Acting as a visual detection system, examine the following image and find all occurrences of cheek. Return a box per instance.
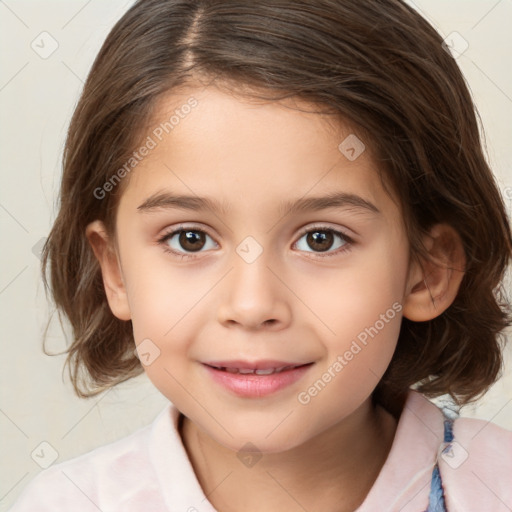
[296,297,402,433]
[304,240,407,345]
[122,243,199,335]
[128,278,195,405]
[120,251,198,395]
[296,236,407,405]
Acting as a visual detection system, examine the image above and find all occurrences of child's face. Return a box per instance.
[109,85,415,452]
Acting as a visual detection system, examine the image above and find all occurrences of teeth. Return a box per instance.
[213,365,296,375]
[254,368,275,375]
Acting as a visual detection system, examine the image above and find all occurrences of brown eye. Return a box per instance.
[158,227,217,259]
[178,230,206,252]
[294,227,352,257]
[306,231,334,252]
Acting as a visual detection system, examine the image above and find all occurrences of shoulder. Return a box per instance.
[454,414,512,464]
[8,406,174,512]
[364,390,512,512]
[439,414,512,512]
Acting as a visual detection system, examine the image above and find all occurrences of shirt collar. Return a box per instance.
[149,389,444,511]
[356,390,445,511]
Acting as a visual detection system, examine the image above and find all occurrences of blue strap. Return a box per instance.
[426,465,447,512]
[443,417,454,443]
[425,418,454,512]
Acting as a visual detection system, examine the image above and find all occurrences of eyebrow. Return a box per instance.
[136,190,380,216]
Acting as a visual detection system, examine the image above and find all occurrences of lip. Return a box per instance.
[202,361,314,398]
[203,359,310,371]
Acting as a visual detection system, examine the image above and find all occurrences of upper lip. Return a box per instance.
[203,360,313,370]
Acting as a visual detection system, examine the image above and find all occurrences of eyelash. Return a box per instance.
[156,224,354,261]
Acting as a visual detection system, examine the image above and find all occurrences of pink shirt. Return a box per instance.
[8,390,512,511]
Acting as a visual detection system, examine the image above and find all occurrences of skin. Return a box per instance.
[87,84,466,512]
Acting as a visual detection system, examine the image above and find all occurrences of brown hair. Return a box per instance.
[42,0,512,406]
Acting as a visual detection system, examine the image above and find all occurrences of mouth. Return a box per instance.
[204,363,311,375]
[201,360,315,397]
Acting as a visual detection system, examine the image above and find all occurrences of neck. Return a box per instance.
[179,397,398,512]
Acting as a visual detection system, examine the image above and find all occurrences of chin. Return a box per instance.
[212,426,309,455]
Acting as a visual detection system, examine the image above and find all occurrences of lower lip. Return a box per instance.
[203,363,313,398]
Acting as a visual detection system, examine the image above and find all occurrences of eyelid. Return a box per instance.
[292,223,355,258]
[296,222,356,240]
[156,223,218,260]
[157,223,218,247]
[157,222,355,259]
[158,222,355,241]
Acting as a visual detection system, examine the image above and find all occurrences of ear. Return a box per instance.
[85,220,131,321]
[402,224,466,322]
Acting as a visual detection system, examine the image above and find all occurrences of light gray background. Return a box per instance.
[1,0,511,509]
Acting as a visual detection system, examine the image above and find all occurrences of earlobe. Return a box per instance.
[85,220,131,321]
[402,224,466,322]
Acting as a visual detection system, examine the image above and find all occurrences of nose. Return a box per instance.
[216,251,292,331]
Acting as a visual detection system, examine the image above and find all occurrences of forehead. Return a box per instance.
[119,85,397,220]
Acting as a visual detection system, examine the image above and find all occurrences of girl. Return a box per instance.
[9,0,512,510]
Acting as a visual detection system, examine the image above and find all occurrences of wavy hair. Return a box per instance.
[42,0,512,406]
